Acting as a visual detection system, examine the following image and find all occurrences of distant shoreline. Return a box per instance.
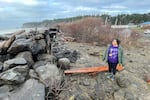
[0,27,36,35]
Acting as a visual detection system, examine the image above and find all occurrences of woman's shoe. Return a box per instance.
[111,75,115,81]
[107,73,112,79]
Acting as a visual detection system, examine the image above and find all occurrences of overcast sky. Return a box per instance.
[0,0,150,29]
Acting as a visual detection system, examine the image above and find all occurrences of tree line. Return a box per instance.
[105,13,150,25]
[22,13,150,28]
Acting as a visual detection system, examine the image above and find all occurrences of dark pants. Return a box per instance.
[108,62,118,75]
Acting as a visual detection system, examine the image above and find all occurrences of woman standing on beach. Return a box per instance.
[103,39,124,80]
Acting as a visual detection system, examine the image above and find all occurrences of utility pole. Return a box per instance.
[115,17,118,25]
[105,16,108,25]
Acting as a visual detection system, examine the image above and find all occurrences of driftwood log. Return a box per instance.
[0,35,16,54]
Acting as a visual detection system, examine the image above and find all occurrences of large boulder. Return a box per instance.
[0,79,45,100]
[7,39,46,55]
[0,65,29,84]
[29,39,46,55]
[7,39,30,55]
[3,57,27,71]
[35,63,61,87]
[16,51,34,67]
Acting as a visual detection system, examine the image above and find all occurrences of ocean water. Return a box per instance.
[0,28,37,35]
[0,27,48,36]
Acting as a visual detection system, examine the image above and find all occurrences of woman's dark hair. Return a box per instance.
[111,38,120,45]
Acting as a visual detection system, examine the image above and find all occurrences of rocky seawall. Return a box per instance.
[0,28,79,100]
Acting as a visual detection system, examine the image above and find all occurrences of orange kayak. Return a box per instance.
[64,65,123,74]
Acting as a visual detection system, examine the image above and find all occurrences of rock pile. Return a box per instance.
[0,28,79,100]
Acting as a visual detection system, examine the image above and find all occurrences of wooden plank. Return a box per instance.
[147,80,150,84]
[64,65,123,74]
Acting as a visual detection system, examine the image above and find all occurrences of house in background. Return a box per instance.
[140,22,150,34]
[140,21,150,29]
